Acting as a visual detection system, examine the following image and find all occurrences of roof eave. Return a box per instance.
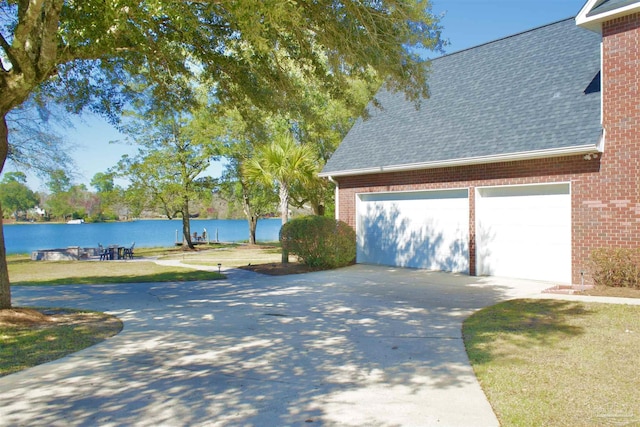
[576,1,640,33]
[319,144,602,178]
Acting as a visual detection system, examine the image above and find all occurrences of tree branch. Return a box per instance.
[37,0,65,76]
[13,0,45,54]
[0,32,16,73]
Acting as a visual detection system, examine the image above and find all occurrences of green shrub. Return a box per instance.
[280,216,356,269]
[589,248,640,289]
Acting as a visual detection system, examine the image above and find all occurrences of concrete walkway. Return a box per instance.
[0,266,634,426]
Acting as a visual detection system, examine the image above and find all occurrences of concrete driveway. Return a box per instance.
[0,265,554,426]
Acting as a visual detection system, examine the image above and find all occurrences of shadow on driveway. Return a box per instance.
[1,265,553,426]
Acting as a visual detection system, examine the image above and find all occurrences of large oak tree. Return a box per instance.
[0,0,442,308]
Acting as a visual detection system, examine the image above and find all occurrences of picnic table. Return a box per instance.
[108,245,125,260]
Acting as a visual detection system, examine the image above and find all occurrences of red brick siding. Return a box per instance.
[334,14,640,284]
[592,13,640,262]
[468,188,476,276]
[337,156,598,281]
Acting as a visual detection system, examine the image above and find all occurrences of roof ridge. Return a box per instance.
[432,16,578,61]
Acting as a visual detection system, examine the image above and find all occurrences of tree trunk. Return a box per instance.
[241,183,258,245]
[0,116,12,308]
[0,204,11,309]
[182,197,194,250]
[279,184,289,225]
[248,216,258,245]
[279,183,289,264]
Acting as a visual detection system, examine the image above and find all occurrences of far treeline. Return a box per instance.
[0,168,306,224]
[0,1,444,309]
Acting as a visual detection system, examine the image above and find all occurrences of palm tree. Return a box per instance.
[244,132,317,262]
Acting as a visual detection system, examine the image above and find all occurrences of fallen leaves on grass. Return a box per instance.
[0,308,51,327]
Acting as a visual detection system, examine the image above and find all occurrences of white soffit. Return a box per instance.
[577,0,640,33]
[319,144,602,178]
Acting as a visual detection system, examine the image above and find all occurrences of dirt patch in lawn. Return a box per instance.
[239,262,326,276]
[0,308,52,327]
[0,307,122,330]
[576,286,640,299]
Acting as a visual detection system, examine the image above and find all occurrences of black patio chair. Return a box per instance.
[98,244,110,261]
[123,242,135,259]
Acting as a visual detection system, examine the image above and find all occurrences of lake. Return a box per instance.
[3,218,283,255]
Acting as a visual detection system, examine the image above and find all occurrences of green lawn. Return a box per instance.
[7,244,286,285]
[9,258,224,285]
[157,244,286,267]
[0,308,123,377]
[463,300,640,426]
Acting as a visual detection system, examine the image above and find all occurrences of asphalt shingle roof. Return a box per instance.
[322,18,602,176]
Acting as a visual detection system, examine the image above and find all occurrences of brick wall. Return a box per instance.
[336,156,599,281]
[584,12,640,264]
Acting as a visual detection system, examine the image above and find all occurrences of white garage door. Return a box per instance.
[357,189,469,273]
[476,183,571,283]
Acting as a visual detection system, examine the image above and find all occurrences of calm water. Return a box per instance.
[4,218,283,254]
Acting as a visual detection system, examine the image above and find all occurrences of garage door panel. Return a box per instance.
[357,190,469,273]
[476,183,571,283]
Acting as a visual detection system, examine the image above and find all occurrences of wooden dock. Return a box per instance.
[174,240,218,247]
[174,228,220,246]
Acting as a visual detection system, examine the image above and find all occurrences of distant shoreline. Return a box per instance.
[3,216,272,226]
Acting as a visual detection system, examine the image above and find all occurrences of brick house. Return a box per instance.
[320,1,640,284]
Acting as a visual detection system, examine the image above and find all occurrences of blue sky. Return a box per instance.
[19,0,587,190]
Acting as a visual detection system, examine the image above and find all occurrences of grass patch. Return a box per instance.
[0,307,123,377]
[9,260,224,286]
[7,244,286,286]
[157,245,285,268]
[463,300,640,426]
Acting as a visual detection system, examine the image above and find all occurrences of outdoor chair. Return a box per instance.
[123,242,135,259]
[98,244,110,261]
